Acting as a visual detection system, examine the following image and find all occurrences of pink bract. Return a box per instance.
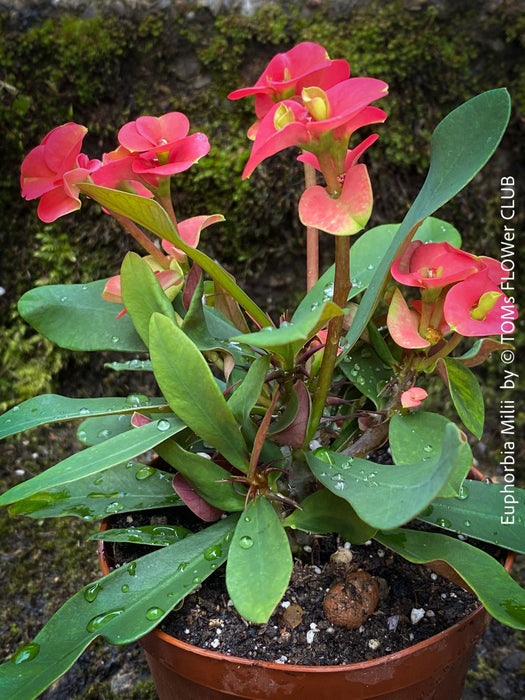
[242,79,387,178]
[401,387,428,408]
[162,214,224,263]
[443,269,517,336]
[391,241,482,289]
[20,122,96,222]
[118,112,191,153]
[228,42,350,119]
[131,132,210,181]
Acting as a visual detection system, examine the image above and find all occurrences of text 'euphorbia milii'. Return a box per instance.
[20,123,100,222]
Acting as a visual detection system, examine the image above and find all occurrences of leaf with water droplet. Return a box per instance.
[226,498,292,623]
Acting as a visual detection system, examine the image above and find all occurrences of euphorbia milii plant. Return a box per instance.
[1,42,524,699]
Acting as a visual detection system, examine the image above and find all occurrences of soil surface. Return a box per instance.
[107,508,479,667]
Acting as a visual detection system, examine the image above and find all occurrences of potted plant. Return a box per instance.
[0,42,523,699]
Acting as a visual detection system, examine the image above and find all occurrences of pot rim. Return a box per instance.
[98,535,513,675]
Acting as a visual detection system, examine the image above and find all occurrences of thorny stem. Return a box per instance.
[303,162,319,291]
[305,235,351,445]
[113,213,170,268]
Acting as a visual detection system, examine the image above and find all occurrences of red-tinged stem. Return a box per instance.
[303,162,319,291]
[113,213,170,268]
[306,235,351,445]
[157,192,179,228]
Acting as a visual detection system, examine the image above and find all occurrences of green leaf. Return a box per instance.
[306,422,468,529]
[227,354,271,426]
[78,414,132,446]
[8,461,181,520]
[156,440,246,511]
[0,416,185,506]
[283,489,377,544]
[339,345,392,408]
[376,528,525,629]
[0,516,237,699]
[18,279,147,352]
[441,357,484,438]
[0,394,168,440]
[104,359,153,372]
[389,412,472,497]
[413,216,462,247]
[226,497,292,623]
[149,314,249,472]
[93,524,190,546]
[419,480,525,554]
[341,89,511,359]
[78,184,270,329]
[120,252,178,346]
[230,301,343,364]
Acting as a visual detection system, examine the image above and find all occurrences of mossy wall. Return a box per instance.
[1,0,524,408]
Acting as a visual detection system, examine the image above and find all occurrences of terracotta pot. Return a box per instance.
[98,531,512,700]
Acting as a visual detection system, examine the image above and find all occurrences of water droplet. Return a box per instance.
[12,405,20,412]
[111,336,120,344]
[204,545,222,560]
[333,481,345,491]
[135,466,156,480]
[79,407,90,416]
[464,520,471,528]
[458,485,469,500]
[97,429,110,439]
[157,419,171,431]
[239,536,254,549]
[84,582,103,603]
[126,393,149,407]
[436,518,451,528]
[177,562,189,572]
[310,302,319,310]
[105,502,124,514]
[146,607,165,621]
[243,516,251,523]
[367,263,375,270]
[86,608,125,632]
[60,296,68,303]
[93,476,104,486]
[127,561,137,576]
[423,444,433,453]
[11,642,40,665]
[81,284,88,290]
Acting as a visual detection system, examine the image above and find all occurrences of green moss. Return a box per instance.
[1,0,523,408]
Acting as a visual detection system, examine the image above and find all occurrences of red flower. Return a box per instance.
[391,241,482,289]
[443,269,517,337]
[20,123,97,222]
[117,112,210,185]
[242,79,388,178]
[401,387,428,408]
[228,42,350,120]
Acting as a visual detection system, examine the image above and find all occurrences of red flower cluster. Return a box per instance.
[20,114,210,222]
[387,240,517,347]
[229,42,388,236]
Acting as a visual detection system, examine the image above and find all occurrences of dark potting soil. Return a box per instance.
[105,507,480,667]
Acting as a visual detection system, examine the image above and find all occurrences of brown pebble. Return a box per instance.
[280,603,304,630]
[323,570,379,629]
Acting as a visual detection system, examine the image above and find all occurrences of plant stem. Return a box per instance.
[303,162,319,291]
[306,235,351,445]
[113,213,170,268]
